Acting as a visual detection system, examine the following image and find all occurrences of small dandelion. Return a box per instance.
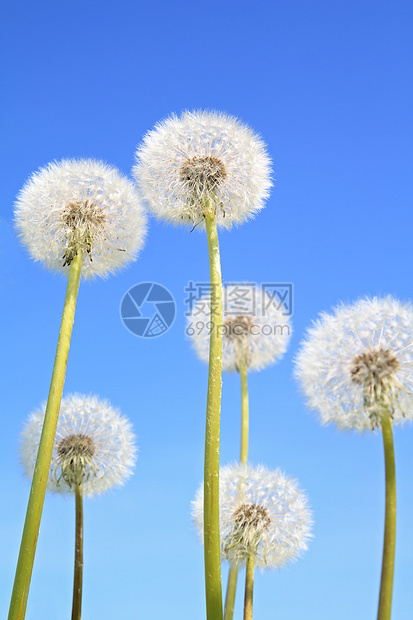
[192,463,312,569]
[20,394,136,620]
[193,464,312,620]
[189,284,291,373]
[15,158,147,278]
[295,296,413,620]
[133,110,272,229]
[20,394,137,497]
[190,283,292,609]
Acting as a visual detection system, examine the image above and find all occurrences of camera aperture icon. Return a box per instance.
[120,282,176,338]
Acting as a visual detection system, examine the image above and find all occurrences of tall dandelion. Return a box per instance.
[295,297,413,620]
[188,284,291,618]
[20,394,136,620]
[134,110,272,620]
[192,463,312,620]
[10,159,146,620]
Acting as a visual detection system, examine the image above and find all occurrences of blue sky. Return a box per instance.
[1,0,413,618]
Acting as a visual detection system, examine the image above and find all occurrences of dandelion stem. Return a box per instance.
[239,364,249,464]
[377,412,396,620]
[8,250,82,620]
[243,555,255,620]
[224,364,249,619]
[204,210,224,620]
[72,484,84,620]
[224,566,238,620]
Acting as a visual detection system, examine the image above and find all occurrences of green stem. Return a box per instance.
[204,211,223,620]
[8,251,83,620]
[377,413,396,620]
[224,364,249,620]
[239,364,249,464]
[72,484,84,620]
[243,555,255,620]
[224,566,239,620]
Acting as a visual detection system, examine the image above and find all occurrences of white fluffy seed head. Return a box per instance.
[295,297,413,432]
[14,159,147,279]
[188,285,291,372]
[20,394,137,497]
[192,463,312,569]
[133,110,272,229]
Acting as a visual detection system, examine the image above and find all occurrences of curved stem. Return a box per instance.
[243,555,255,620]
[377,413,396,620]
[72,484,84,620]
[204,211,224,620]
[8,251,83,620]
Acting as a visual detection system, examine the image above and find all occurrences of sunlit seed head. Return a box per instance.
[14,159,147,279]
[134,110,272,229]
[295,297,413,431]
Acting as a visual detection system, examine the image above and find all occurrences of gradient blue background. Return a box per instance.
[1,1,412,618]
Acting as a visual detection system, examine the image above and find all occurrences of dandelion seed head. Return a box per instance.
[192,463,312,569]
[188,285,291,371]
[295,297,413,431]
[133,110,272,229]
[14,159,147,278]
[57,433,96,487]
[226,502,272,558]
[224,315,255,339]
[20,394,137,497]
[179,155,227,194]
